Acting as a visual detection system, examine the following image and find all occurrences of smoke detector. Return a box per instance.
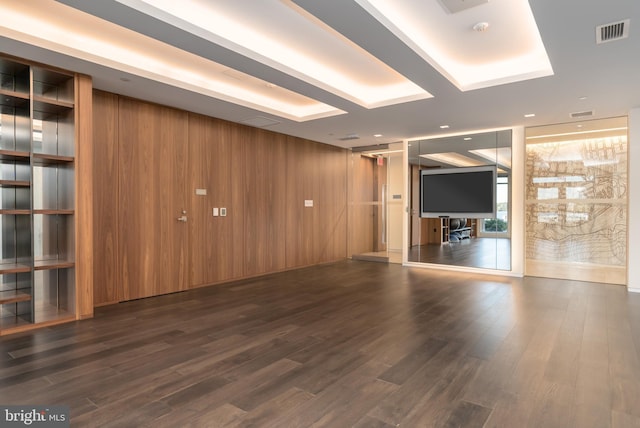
[473,22,490,32]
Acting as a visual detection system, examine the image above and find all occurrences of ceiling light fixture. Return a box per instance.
[374,134,383,137]
[524,113,536,118]
[440,125,450,129]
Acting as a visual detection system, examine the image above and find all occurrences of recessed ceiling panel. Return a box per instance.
[0,0,345,121]
[354,0,554,91]
[113,0,433,108]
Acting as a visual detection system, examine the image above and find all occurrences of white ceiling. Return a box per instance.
[1,0,638,149]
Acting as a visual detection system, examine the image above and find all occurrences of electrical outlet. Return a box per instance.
[212,208,219,217]
[220,207,227,217]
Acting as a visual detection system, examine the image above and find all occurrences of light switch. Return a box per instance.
[212,208,219,217]
[304,200,313,207]
[220,207,227,217]
[195,188,207,196]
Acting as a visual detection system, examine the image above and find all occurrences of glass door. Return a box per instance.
[349,143,403,263]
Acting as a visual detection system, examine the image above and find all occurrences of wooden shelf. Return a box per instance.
[0,263,31,274]
[0,209,30,215]
[33,95,74,114]
[0,290,32,305]
[32,153,75,166]
[1,56,79,335]
[32,209,74,215]
[0,180,30,188]
[0,150,30,162]
[0,314,32,334]
[34,259,75,271]
[33,303,74,325]
[0,88,29,108]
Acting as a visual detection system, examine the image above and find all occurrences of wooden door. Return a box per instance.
[117,98,189,300]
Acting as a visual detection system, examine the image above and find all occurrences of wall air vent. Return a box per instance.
[596,19,630,44]
[339,134,360,141]
[570,110,594,119]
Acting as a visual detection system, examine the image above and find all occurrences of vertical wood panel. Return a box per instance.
[285,138,313,267]
[285,139,348,268]
[188,114,244,287]
[244,128,287,276]
[92,90,119,306]
[91,91,349,305]
[118,98,189,300]
[75,74,93,318]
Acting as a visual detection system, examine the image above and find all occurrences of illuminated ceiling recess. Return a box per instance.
[114,0,432,109]
[0,0,344,122]
[354,0,554,91]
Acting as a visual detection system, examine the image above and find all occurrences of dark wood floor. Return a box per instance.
[1,261,640,427]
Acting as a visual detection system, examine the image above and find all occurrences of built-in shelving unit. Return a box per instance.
[427,217,477,244]
[0,55,77,334]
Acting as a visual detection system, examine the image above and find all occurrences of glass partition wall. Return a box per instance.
[407,130,512,270]
[524,117,627,284]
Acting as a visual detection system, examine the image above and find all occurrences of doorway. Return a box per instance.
[349,143,403,263]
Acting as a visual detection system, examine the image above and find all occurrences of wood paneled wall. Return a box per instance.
[75,73,94,318]
[92,91,119,305]
[117,98,190,301]
[92,92,349,305]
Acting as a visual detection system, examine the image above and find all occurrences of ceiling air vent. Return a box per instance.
[240,116,281,128]
[339,134,360,141]
[596,19,630,44]
[570,110,594,119]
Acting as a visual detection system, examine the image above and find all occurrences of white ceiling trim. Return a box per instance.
[114,0,433,109]
[0,0,347,122]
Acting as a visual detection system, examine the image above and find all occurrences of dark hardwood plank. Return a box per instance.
[1,261,639,426]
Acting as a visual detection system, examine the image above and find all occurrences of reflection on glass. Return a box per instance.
[407,130,512,270]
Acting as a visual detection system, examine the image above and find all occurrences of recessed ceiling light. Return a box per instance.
[524,113,536,118]
[374,134,383,137]
[440,125,450,129]
[579,96,588,100]
[464,137,472,141]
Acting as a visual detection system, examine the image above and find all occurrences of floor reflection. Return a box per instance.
[408,238,511,270]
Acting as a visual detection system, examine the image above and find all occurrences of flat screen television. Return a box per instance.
[420,165,496,218]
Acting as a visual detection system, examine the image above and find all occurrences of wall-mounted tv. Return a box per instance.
[420,165,496,218]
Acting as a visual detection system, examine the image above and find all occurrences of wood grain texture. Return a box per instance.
[1,261,637,426]
[90,92,349,306]
[243,127,287,276]
[117,97,189,300]
[92,90,119,306]
[187,114,244,287]
[285,138,348,268]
